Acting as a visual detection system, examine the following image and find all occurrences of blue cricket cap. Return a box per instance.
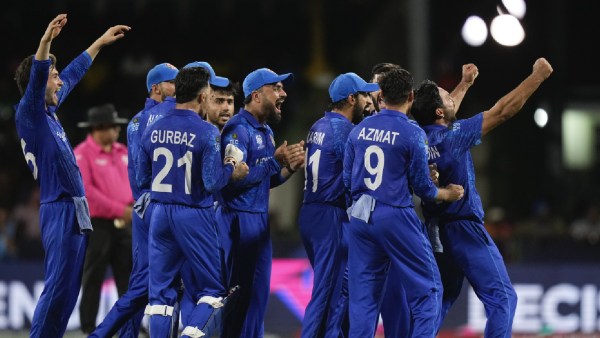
[329,72,380,102]
[183,61,230,88]
[146,63,179,93]
[242,68,293,98]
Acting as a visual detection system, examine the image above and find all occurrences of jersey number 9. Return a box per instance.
[363,145,384,191]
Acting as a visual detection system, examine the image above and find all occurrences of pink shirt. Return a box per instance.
[74,135,133,219]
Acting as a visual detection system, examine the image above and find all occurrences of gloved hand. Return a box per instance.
[224,143,244,167]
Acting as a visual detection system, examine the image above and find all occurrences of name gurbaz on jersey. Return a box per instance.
[150,129,196,148]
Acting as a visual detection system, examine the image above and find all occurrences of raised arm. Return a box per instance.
[450,63,479,113]
[481,58,553,136]
[86,24,131,61]
[35,14,67,61]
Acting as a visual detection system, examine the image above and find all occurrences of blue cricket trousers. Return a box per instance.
[436,220,517,338]
[30,201,87,338]
[148,203,226,338]
[298,203,349,338]
[218,208,271,338]
[347,203,441,338]
[89,204,154,338]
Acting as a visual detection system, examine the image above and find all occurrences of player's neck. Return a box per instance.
[244,104,266,124]
[435,119,450,127]
[383,103,410,115]
[176,102,200,115]
[332,108,352,122]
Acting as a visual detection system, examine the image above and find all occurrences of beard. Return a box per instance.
[444,109,457,123]
[351,104,365,124]
[264,101,282,124]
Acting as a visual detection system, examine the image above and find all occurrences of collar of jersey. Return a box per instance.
[422,123,448,132]
[169,108,199,117]
[324,111,349,121]
[239,108,266,129]
[377,109,409,119]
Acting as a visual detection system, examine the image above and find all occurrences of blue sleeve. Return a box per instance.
[127,119,140,193]
[332,119,353,160]
[136,131,153,191]
[17,59,51,128]
[56,52,92,107]
[447,113,483,159]
[343,136,355,193]
[222,124,280,189]
[407,128,438,202]
[203,126,234,193]
[336,122,353,206]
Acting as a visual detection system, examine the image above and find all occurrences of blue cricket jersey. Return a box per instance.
[127,98,159,200]
[343,109,438,207]
[15,52,92,203]
[303,112,353,207]
[138,108,233,207]
[127,97,176,199]
[220,109,281,213]
[421,113,484,223]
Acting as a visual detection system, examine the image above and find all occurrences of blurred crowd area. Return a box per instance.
[2,184,600,263]
[1,1,599,263]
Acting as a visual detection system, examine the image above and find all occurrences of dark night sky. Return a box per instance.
[0,0,598,222]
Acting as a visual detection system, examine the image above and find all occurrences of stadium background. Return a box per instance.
[0,1,599,337]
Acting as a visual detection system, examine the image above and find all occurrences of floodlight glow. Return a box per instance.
[490,14,525,46]
[462,16,488,46]
[502,0,526,19]
[534,108,548,128]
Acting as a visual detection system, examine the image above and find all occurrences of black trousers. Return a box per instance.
[79,217,133,333]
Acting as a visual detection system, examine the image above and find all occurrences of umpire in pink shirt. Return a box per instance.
[74,103,134,334]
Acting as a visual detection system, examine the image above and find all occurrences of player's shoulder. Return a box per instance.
[223,115,249,136]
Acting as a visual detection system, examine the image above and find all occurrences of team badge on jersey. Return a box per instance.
[255,134,263,145]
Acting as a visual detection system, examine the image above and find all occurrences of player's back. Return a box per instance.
[346,109,436,208]
[303,112,353,206]
[143,108,221,208]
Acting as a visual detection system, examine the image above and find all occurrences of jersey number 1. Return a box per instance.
[304,149,321,192]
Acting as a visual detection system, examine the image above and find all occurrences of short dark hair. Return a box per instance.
[213,81,240,98]
[411,80,444,126]
[378,68,413,106]
[371,62,401,82]
[174,67,210,103]
[14,54,57,96]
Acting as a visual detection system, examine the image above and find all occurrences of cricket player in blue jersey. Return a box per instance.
[299,72,378,338]
[368,62,413,338]
[177,61,234,329]
[218,68,306,338]
[138,66,248,338]
[411,58,553,337]
[89,62,178,338]
[368,63,401,116]
[343,68,465,338]
[13,14,129,338]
